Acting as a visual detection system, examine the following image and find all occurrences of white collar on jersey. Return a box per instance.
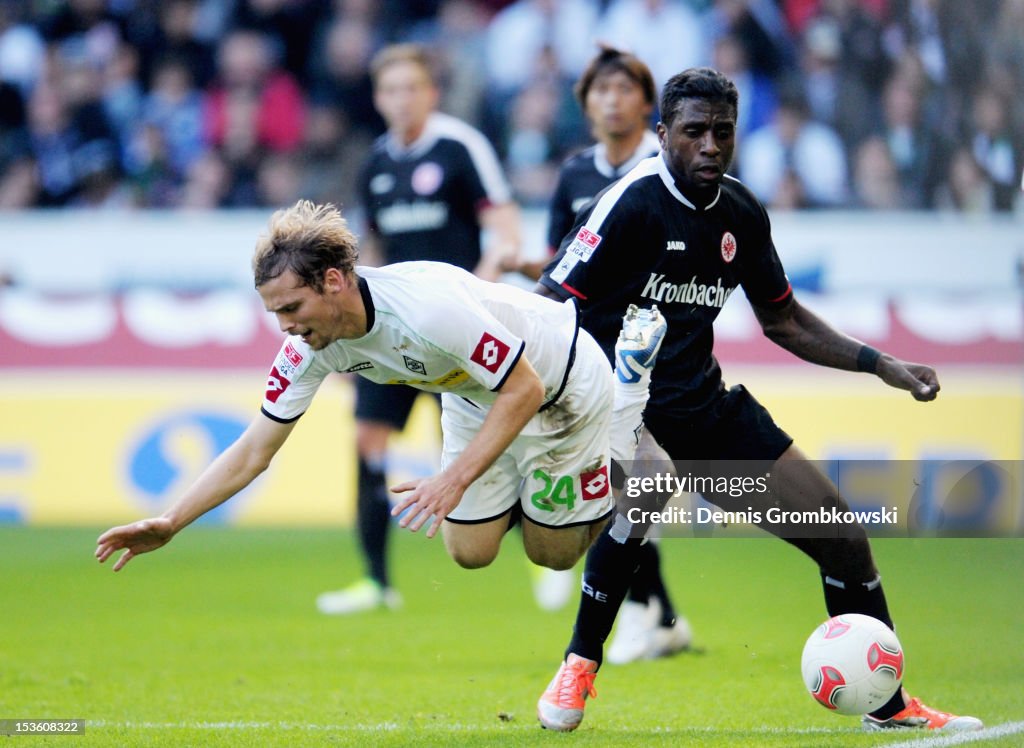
[385,112,445,160]
[656,152,721,211]
[593,130,662,178]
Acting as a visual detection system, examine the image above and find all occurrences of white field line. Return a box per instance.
[883,721,1024,748]
[86,719,1024,743]
[87,720,852,734]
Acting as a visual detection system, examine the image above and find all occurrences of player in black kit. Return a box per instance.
[316,44,520,616]
[546,67,659,257]
[521,46,692,662]
[535,67,983,734]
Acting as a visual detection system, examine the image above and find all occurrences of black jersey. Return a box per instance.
[547,131,661,252]
[539,154,792,416]
[358,112,512,271]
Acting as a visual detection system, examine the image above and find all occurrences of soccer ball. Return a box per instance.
[801,614,904,715]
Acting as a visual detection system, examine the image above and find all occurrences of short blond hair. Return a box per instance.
[369,43,436,87]
[252,200,359,292]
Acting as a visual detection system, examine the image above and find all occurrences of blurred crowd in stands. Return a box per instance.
[0,0,1021,213]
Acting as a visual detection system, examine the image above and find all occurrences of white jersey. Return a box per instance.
[261,262,580,423]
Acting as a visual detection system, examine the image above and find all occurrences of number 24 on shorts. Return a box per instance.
[531,469,577,512]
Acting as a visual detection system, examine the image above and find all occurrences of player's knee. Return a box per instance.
[447,543,499,569]
[525,544,583,571]
[450,551,496,570]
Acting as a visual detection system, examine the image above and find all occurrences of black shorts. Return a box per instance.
[644,384,793,462]
[354,378,433,430]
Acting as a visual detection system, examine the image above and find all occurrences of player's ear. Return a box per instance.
[322,267,346,293]
[656,121,667,147]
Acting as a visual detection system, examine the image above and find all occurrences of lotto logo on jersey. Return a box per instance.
[580,465,610,501]
[265,366,291,403]
[471,332,511,374]
[284,342,303,367]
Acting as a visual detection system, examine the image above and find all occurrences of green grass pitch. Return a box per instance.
[1,527,1021,747]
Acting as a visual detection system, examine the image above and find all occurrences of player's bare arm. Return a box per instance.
[531,283,563,302]
[509,258,549,281]
[390,355,545,538]
[474,202,522,281]
[95,415,296,570]
[752,295,939,401]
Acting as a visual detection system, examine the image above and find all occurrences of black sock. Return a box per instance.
[565,523,645,668]
[357,456,391,588]
[821,574,906,719]
[821,573,893,629]
[625,541,652,605]
[870,688,908,720]
[640,543,678,627]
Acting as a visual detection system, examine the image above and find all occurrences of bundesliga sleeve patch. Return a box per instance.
[273,340,306,379]
[567,227,602,261]
[470,332,511,374]
[549,227,602,284]
[265,366,291,403]
[284,342,303,367]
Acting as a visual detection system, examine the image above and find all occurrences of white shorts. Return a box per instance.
[442,330,615,528]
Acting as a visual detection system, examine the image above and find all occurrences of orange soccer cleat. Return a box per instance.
[862,695,983,732]
[537,653,598,731]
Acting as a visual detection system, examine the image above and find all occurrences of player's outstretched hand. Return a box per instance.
[876,356,940,402]
[96,517,175,571]
[390,475,465,539]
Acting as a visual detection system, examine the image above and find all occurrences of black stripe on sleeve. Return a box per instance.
[261,406,303,424]
[489,341,526,392]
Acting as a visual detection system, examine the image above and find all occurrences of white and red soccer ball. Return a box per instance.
[801,614,904,715]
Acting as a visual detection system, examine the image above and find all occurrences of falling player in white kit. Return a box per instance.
[95,200,663,575]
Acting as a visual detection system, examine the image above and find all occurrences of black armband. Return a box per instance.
[856,345,881,373]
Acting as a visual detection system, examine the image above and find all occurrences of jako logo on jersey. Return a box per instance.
[284,342,303,367]
[641,273,735,308]
[581,465,610,500]
[471,332,511,374]
[666,240,686,251]
[721,231,737,263]
[266,366,291,403]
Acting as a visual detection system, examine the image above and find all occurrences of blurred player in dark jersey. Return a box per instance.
[534,67,983,734]
[317,44,521,616]
[523,46,692,663]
